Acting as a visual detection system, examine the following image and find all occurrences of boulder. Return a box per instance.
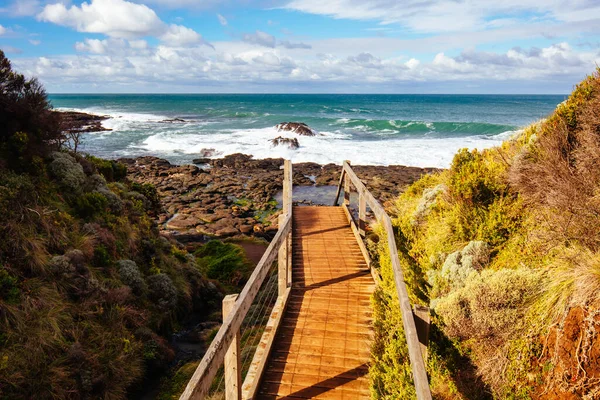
[239,225,253,234]
[165,214,201,230]
[269,136,300,150]
[275,122,315,136]
[215,227,239,237]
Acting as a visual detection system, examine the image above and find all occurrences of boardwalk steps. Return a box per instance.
[256,206,374,399]
[179,161,432,400]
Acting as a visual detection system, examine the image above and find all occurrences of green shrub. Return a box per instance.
[75,191,108,219]
[195,241,250,287]
[435,268,542,341]
[48,152,86,194]
[156,361,199,400]
[449,148,507,207]
[116,259,146,295]
[86,155,128,182]
[130,182,161,212]
[0,267,20,304]
[0,171,35,217]
[369,287,416,399]
[93,245,111,268]
[147,273,178,311]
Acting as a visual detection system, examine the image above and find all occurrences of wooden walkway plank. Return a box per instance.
[256,206,375,400]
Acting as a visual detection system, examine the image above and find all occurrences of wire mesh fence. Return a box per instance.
[207,262,279,398]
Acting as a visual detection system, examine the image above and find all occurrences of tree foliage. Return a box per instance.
[0,50,62,169]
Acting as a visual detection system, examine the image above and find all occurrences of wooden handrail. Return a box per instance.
[180,160,293,400]
[334,161,432,400]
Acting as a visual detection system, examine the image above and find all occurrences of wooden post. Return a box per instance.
[413,305,430,363]
[278,214,288,296]
[358,192,366,238]
[286,229,292,288]
[280,160,293,293]
[343,161,351,206]
[283,160,292,215]
[223,294,241,400]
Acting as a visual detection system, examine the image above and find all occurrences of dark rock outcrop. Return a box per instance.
[270,136,300,149]
[275,122,315,136]
[56,111,111,133]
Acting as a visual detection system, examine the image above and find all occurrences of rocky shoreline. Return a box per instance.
[120,154,438,242]
[56,110,439,241]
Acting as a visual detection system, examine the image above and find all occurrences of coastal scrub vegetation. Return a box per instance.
[370,69,600,398]
[0,50,256,399]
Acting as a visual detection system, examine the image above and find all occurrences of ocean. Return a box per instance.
[49,94,566,168]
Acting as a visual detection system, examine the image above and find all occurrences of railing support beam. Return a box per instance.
[343,160,351,206]
[279,160,293,295]
[358,192,366,238]
[223,294,241,400]
[278,214,288,296]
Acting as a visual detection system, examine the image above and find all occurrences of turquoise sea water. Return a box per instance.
[49,94,565,168]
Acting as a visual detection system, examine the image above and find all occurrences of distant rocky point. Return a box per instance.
[160,118,186,123]
[56,111,111,133]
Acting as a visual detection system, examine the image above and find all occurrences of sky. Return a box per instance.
[0,0,599,93]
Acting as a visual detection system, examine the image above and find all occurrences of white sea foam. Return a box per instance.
[137,126,510,168]
[63,107,515,168]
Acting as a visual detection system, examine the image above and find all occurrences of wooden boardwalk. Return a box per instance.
[179,161,431,400]
[256,206,375,399]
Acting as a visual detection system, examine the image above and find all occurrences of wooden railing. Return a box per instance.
[334,160,433,400]
[180,160,293,400]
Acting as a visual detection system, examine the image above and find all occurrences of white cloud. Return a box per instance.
[405,58,419,69]
[0,0,41,17]
[38,0,164,38]
[74,37,155,56]
[75,38,110,54]
[129,40,148,49]
[13,41,598,93]
[253,52,280,66]
[217,13,227,26]
[0,25,5,35]
[284,0,600,33]
[160,24,202,46]
[29,39,41,46]
[1,45,22,54]
[279,40,311,49]
[242,30,276,48]
[37,0,205,47]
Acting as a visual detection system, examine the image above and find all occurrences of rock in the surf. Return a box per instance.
[193,148,220,164]
[275,122,315,136]
[269,136,300,149]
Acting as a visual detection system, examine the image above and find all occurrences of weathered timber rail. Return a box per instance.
[180,160,432,400]
[333,160,432,400]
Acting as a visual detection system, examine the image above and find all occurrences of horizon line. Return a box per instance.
[47,92,570,96]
